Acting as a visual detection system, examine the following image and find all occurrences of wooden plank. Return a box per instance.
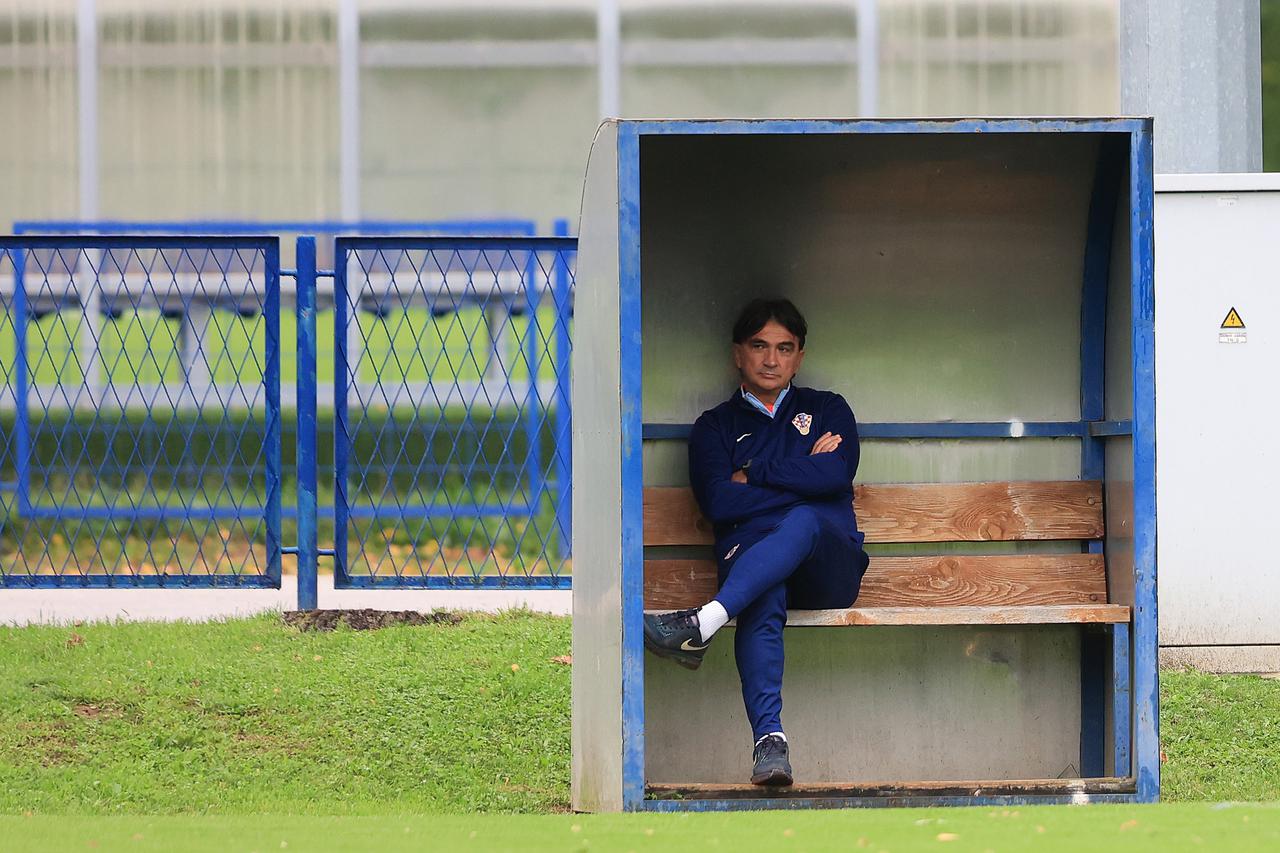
[780,604,1130,626]
[643,481,1104,546]
[644,559,719,609]
[643,486,714,545]
[641,603,1129,626]
[644,554,1111,610]
[856,481,1105,542]
[646,777,1135,800]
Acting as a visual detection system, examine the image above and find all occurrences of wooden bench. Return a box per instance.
[643,480,1129,626]
[642,478,1133,800]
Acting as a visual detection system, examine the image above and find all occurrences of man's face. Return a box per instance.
[732,319,804,400]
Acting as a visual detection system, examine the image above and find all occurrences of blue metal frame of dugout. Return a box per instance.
[572,117,1157,811]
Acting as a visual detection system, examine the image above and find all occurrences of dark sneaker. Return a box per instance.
[751,734,794,786]
[643,608,711,670]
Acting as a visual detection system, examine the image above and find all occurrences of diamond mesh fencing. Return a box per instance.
[331,237,574,588]
[0,237,282,587]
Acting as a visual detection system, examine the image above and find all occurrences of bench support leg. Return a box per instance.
[1112,621,1132,777]
[1079,626,1108,777]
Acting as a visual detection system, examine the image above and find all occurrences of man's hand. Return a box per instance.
[728,432,840,484]
[810,432,843,455]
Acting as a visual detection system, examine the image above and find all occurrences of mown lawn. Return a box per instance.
[0,612,1277,818]
[5,805,1280,853]
[0,612,570,814]
[1161,668,1280,802]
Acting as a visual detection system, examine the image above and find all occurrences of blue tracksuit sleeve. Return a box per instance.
[688,415,800,525]
[746,394,860,496]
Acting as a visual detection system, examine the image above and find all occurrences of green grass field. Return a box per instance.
[5,805,1280,852]
[1,613,1278,850]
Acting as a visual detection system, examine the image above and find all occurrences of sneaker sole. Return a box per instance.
[750,768,794,786]
[642,633,705,670]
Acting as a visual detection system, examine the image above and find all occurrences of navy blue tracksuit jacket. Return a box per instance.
[687,385,865,555]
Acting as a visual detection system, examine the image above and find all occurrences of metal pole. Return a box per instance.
[179,303,213,404]
[1130,124,1160,803]
[486,304,509,390]
[1121,0,1262,173]
[597,0,621,119]
[523,251,544,571]
[76,252,103,411]
[855,0,879,117]
[552,219,572,565]
[76,0,102,409]
[339,0,360,221]
[295,237,320,610]
[335,0,363,426]
[264,241,285,588]
[77,0,98,221]
[333,244,353,587]
[12,250,32,517]
[345,262,363,407]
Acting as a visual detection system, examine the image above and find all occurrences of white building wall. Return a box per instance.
[1,0,1120,230]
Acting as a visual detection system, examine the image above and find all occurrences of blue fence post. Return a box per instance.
[12,249,31,517]
[1112,621,1132,776]
[265,241,285,587]
[333,240,352,587]
[552,219,572,565]
[295,236,320,610]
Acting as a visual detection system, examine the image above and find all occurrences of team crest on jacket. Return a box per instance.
[792,412,812,436]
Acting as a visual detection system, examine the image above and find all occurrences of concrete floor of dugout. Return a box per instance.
[0,574,570,626]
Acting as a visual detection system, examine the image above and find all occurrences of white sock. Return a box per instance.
[697,600,730,642]
[756,731,787,745]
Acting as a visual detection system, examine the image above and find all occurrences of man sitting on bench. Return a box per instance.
[643,298,870,787]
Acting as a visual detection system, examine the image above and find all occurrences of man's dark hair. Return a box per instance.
[732,298,808,349]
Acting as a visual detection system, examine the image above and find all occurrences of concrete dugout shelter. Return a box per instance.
[572,118,1157,811]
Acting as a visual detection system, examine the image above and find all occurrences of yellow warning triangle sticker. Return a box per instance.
[1221,307,1246,329]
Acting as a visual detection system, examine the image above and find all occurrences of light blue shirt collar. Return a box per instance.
[741,384,789,418]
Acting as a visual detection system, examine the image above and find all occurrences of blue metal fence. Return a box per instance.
[325,235,575,591]
[2,229,575,601]
[0,236,283,587]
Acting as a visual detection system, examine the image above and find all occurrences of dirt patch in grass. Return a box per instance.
[72,702,124,720]
[281,608,464,632]
[15,722,81,767]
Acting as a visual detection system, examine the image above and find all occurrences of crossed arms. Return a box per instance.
[687,395,860,526]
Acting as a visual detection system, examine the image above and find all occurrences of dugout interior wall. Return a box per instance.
[572,118,1157,811]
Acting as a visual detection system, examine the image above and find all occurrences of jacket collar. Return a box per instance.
[731,384,800,421]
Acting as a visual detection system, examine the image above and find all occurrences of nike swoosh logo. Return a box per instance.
[681,638,710,652]
[736,433,752,443]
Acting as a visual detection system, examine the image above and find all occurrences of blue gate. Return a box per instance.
[0,236,283,587]
[314,235,576,592]
[2,230,576,602]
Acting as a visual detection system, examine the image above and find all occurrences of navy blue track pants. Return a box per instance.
[715,505,869,742]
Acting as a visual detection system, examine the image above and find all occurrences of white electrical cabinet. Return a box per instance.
[1156,174,1280,668]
